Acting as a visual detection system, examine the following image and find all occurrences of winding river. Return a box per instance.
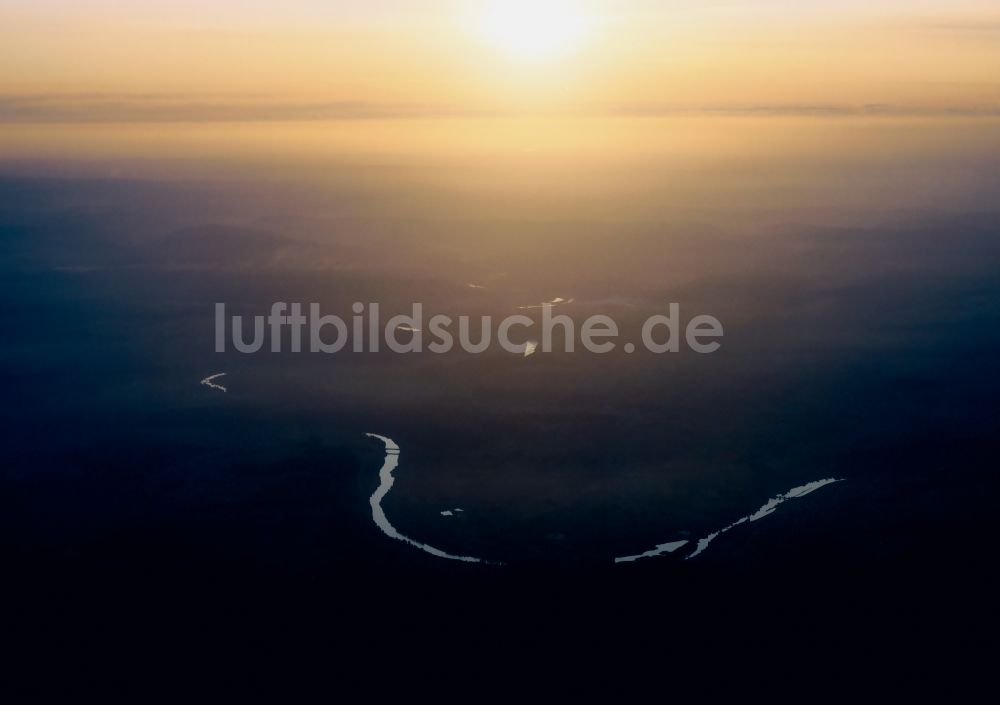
[367,433,487,564]
[200,376,842,567]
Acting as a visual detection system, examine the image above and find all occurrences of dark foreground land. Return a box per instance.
[2,170,998,688]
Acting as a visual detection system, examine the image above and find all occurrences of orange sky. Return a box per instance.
[2,1,999,117]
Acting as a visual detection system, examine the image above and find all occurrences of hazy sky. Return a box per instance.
[2,0,998,115]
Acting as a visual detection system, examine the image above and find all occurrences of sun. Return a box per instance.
[474,0,595,61]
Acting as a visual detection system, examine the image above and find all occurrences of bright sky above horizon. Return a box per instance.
[1,1,999,116]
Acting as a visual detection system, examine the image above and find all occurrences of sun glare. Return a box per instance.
[475,0,595,61]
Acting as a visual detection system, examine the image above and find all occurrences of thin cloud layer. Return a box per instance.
[2,94,999,123]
